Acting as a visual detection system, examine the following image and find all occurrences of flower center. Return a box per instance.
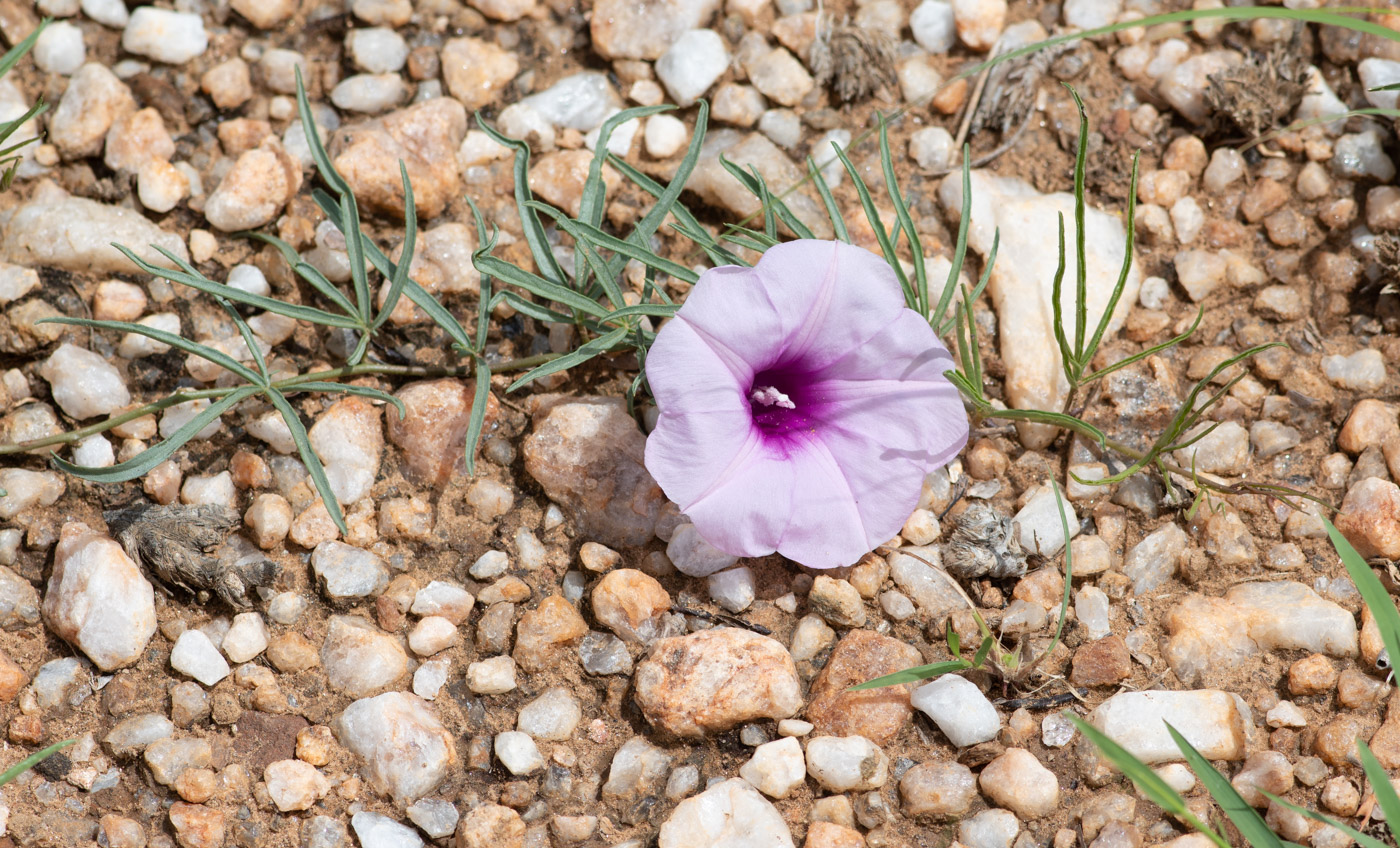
[747,368,817,449]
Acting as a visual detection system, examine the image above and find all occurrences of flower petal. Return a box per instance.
[644,314,749,416]
[679,430,794,557]
[805,310,970,547]
[660,264,783,374]
[751,240,908,371]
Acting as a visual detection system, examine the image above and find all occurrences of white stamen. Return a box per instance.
[750,386,795,409]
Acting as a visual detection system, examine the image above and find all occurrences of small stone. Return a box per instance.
[1122,522,1188,595]
[808,576,867,628]
[1323,349,1387,393]
[35,21,85,74]
[1231,751,1294,808]
[467,656,517,694]
[959,809,1020,848]
[122,8,207,64]
[336,692,455,804]
[168,802,224,848]
[321,615,409,697]
[1072,636,1132,687]
[105,713,174,758]
[590,0,721,61]
[43,524,156,671]
[265,759,330,811]
[709,566,757,613]
[145,737,212,786]
[517,687,582,741]
[579,631,633,675]
[204,140,301,232]
[740,737,807,798]
[806,629,922,744]
[911,674,1000,747]
[312,541,389,603]
[658,778,793,848]
[456,805,524,848]
[656,29,729,106]
[513,596,588,672]
[170,630,230,687]
[980,748,1059,818]
[634,628,803,738]
[39,343,130,420]
[1085,689,1249,765]
[351,812,423,848]
[406,799,458,839]
[747,47,814,107]
[495,731,544,775]
[408,616,459,656]
[1336,477,1400,561]
[900,760,977,819]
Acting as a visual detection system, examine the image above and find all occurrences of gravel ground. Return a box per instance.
[2,1,1400,848]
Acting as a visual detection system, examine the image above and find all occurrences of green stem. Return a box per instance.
[0,353,560,456]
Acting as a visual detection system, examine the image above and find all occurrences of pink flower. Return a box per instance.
[644,239,969,569]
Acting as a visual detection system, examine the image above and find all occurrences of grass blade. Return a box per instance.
[525,204,627,308]
[507,325,629,392]
[1065,85,1090,356]
[40,317,264,386]
[1166,723,1285,848]
[463,361,492,477]
[1262,792,1391,848]
[849,660,972,691]
[933,147,973,328]
[241,231,360,318]
[0,737,73,787]
[530,209,700,284]
[286,382,407,420]
[474,253,610,318]
[807,154,850,244]
[1080,151,1140,366]
[266,388,346,535]
[1359,740,1400,840]
[1068,716,1229,848]
[830,141,915,308]
[621,99,711,249]
[879,117,927,316]
[52,389,254,483]
[1082,306,1202,384]
[371,162,417,331]
[1326,516,1400,693]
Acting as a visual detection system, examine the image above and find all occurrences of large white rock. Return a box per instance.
[122,7,208,64]
[308,397,384,507]
[656,30,729,106]
[42,523,157,671]
[658,778,794,848]
[1226,581,1358,657]
[939,170,1141,448]
[39,343,131,420]
[5,181,189,273]
[1087,689,1251,765]
[335,692,456,805]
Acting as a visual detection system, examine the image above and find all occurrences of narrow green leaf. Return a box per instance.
[241,231,361,318]
[52,390,254,483]
[601,302,680,321]
[939,229,997,337]
[1082,306,1203,384]
[1068,716,1223,845]
[1050,211,1074,372]
[0,19,48,80]
[623,99,711,249]
[1080,150,1140,367]
[284,382,407,420]
[371,162,417,331]
[1358,740,1400,841]
[831,141,915,307]
[0,98,47,149]
[466,194,494,354]
[525,203,627,308]
[971,634,995,667]
[1325,517,1400,689]
[266,388,346,535]
[1065,85,1090,356]
[880,116,927,316]
[529,208,700,284]
[463,360,492,477]
[932,145,973,328]
[296,68,351,197]
[717,156,814,241]
[507,325,629,392]
[848,660,972,691]
[40,317,264,385]
[1167,722,1285,848]
[807,154,850,244]
[1044,481,1074,658]
[1261,792,1391,848]
[474,253,610,318]
[338,192,372,335]
[0,737,74,787]
[490,290,576,324]
[945,620,961,656]
[118,244,359,328]
[218,299,270,381]
[476,114,568,287]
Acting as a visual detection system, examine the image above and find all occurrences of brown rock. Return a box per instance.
[590,0,722,59]
[804,821,865,848]
[1339,399,1399,455]
[1336,477,1400,560]
[522,397,664,547]
[1369,691,1400,769]
[513,596,588,673]
[457,803,525,848]
[1240,178,1289,222]
[529,150,619,218]
[1012,568,1065,610]
[591,569,672,643]
[1288,654,1338,696]
[330,98,467,218]
[99,815,146,848]
[441,37,519,112]
[1338,668,1388,709]
[8,714,40,744]
[168,802,224,848]
[204,139,302,232]
[635,627,803,738]
[899,761,977,819]
[0,649,26,703]
[806,630,921,745]
[104,108,174,173]
[385,379,500,488]
[1230,751,1294,807]
[807,576,867,628]
[231,711,310,775]
[266,633,319,673]
[1313,714,1371,767]
[1071,636,1132,687]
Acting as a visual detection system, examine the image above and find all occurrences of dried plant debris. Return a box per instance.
[972,42,1074,138]
[104,503,279,609]
[941,502,1028,581]
[810,18,897,102]
[1205,36,1309,138]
